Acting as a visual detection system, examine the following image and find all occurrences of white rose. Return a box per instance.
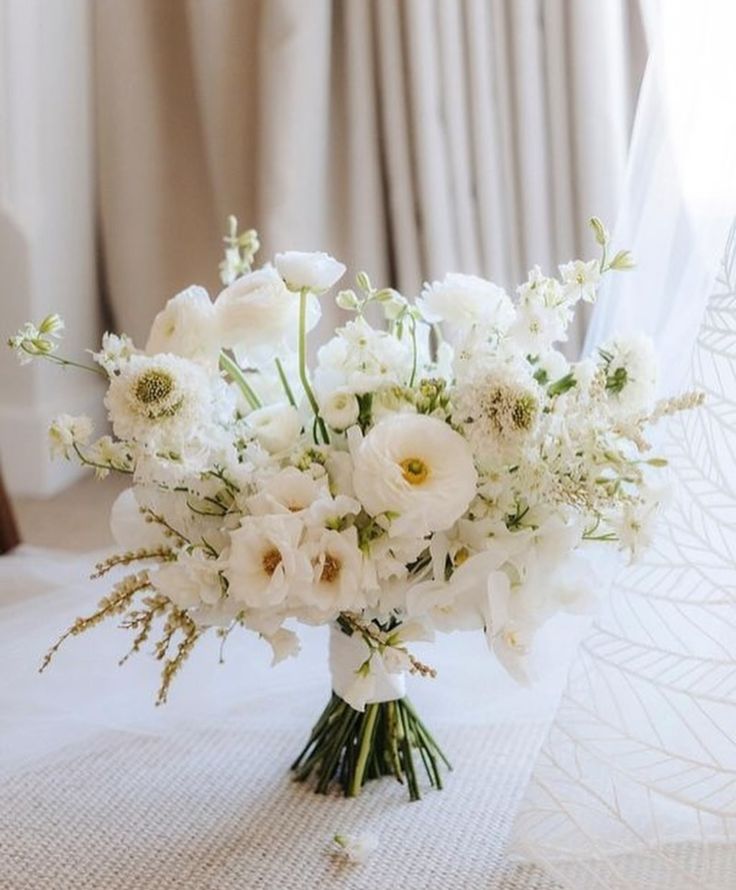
[351,414,477,537]
[321,390,360,431]
[246,403,301,454]
[214,266,320,364]
[146,286,220,367]
[416,273,515,337]
[274,250,346,292]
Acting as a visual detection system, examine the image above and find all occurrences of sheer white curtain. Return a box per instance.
[512,3,736,887]
[94,0,644,352]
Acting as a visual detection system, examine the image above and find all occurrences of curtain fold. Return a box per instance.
[94,0,644,349]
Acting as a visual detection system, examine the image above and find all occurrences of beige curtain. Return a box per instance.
[94,0,646,352]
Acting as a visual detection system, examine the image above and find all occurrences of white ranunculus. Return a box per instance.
[351,414,477,537]
[146,286,220,367]
[416,273,515,337]
[246,403,301,454]
[225,514,312,608]
[321,390,360,431]
[274,250,346,293]
[215,266,320,364]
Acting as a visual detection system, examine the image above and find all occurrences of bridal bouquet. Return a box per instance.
[9,217,701,800]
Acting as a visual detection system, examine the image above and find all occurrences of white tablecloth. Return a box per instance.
[0,547,570,889]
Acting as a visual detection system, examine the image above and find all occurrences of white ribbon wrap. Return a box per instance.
[329,624,406,710]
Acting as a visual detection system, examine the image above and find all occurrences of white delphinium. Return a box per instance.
[452,360,541,465]
[145,286,220,368]
[246,403,301,454]
[599,333,657,416]
[48,414,93,459]
[151,552,223,610]
[417,273,515,341]
[351,414,477,537]
[215,266,320,364]
[314,317,413,395]
[321,390,360,431]
[559,258,601,303]
[104,353,217,446]
[225,515,312,608]
[92,332,138,374]
[274,250,346,293]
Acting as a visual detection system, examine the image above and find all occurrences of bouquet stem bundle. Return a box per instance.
[292,693,451,801]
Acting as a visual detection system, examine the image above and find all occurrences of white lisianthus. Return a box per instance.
[247,466,324,515]
[145,286,220,368]
[48,414,93,459]
[151,552,223,610]
[104,353,215,446]
[246,403,301,454]
[300,526,364,614]
[215,266,320,364]
[274,250,346,293]
[351,414,477,537]
[321,390,360,431]
[225,514,312,608]
[559,259,601,303]
[416,273,515,338]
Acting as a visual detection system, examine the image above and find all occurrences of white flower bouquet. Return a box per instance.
[9,217,701,801]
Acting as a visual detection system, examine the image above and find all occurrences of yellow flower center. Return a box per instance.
[400,457,429,486]
[135,369,175,405]
[321,553,341,583]
[262,548,282,576]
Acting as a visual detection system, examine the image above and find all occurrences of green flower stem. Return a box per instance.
[349,702,379,797]
[408,315,418,388]
[297,287,329,444]
[72,443,133,476]
[274,357,297,407]
[27,349,107,378]
[219,351,261,410]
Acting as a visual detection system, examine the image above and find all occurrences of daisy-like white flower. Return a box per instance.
[146,286,220,368]
[417,272,515,339]
[225,514,312,608]
[104,353,215,446]
[559,258,601,303]
[351,414,477,537]
[274,250,346,293]
[599,333,657,416]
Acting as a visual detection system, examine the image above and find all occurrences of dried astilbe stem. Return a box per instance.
[155,610,200,705]
[91,547,175,579]
[40,571,152,673]
[119,593,170,665]
[650,390,705,424]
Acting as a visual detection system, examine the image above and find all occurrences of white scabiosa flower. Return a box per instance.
[274,250,346,293]
[351,414,477,537]
[225,515,312,608]
[321,390,360,431]
[104,353,214,445]
[145,286,220,368]
[559,258,601,303]
[48,414,93,459]
[215,266,320,364]
[246,403,301,454]
[416,273,515,338]
[599,333,658,416]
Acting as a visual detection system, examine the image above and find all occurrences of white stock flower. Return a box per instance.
[417,273,515,338]
[215,266,320,364]
[48,414,93,459]
[315,317,412,395]
[151,553,223,610]
[225,514,312,608]
[559,259,601,303]
[146,286,220,368]
[104,353,215,445]
[321,390,360,431]
[246,404,301,454]
[274,250,346,293]
[333,833,379,864]
[351,414,477,537]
